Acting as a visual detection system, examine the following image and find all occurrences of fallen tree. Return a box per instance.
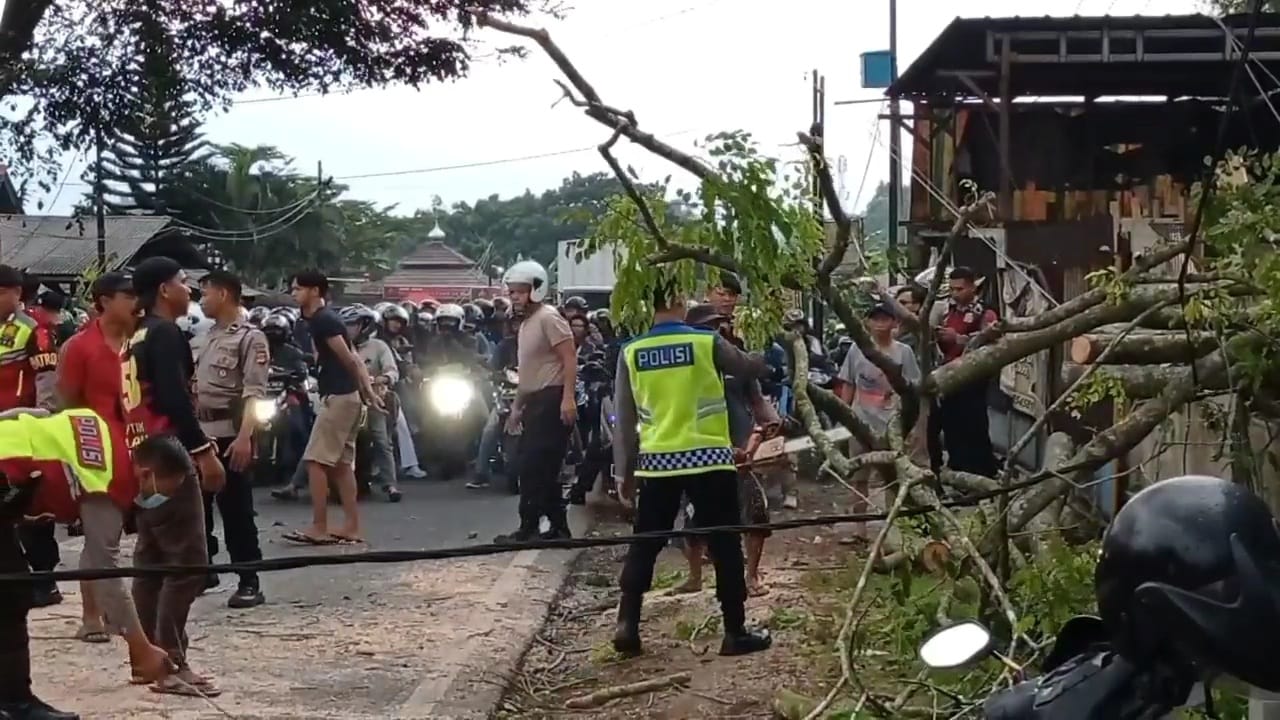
[476,13,1280,715]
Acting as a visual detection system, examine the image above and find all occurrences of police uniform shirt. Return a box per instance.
[195,321,270,438]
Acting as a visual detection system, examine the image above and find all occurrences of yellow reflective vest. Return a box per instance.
[0,408,113,494]
[623,323,735,477]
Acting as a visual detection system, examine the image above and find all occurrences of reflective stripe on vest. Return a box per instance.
[624,324,735,478]
[0,409,113,494]
[0,319,32,365]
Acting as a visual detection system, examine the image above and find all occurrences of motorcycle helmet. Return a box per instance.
[474,297,495,320]
[435,303,465,332]
[177,302,214,339]
[247,306,271,326]
[502,260,549,302]
[1096,475,1280,692]
[419,299,439,313]
[461,303,482,331]
[380,303,411,332]
[415,310,434,328]
[261,313,291,343]
[338,304,378,344]
[563,295,589,317]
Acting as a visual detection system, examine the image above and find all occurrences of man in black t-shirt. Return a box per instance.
[282,271,382,546]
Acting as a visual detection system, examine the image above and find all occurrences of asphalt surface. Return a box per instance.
[30,478,588,719]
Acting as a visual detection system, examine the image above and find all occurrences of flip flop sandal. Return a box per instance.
[282,530,338,546]
[327,534,365,545]
[75,623,111,644]
[150,678,222,698]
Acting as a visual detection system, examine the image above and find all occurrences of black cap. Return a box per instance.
[865,302,895,319]
[91,271,135,300]
[716,271,743,295]
[0,264,23,289]
[131,257,182,297]
[686,304,727,328]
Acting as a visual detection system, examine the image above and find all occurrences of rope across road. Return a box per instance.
[0,474,1050,583]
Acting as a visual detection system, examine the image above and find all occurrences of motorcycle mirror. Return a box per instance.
[918,620,995,670]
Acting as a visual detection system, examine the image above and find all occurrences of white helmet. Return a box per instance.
[177,301,214,338]
[502,260,549,303]
[435,303,465,325]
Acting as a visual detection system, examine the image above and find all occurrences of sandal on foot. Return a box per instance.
[328,533,365,544]
[150,676,221,697]
[282,530,338,546]
[76,622,110,644]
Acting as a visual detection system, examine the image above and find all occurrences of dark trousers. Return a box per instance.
[203,437,263,587]
[18,522,58,591]
[619,470,748,632]
[134,473,207,669]
[0,523,31,702]
[931,382,998,478]
[516,386,573,531]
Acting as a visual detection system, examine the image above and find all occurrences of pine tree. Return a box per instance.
[83,13,208,216]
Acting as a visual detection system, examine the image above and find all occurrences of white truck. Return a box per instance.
[554,238,619,310]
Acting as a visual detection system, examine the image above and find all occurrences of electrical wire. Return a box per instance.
[2,468,1075,584]
[165,191,320,241]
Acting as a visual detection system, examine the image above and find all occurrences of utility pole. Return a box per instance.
[94,120,107,271]
[810,70,827,342]
[887,0,901,285]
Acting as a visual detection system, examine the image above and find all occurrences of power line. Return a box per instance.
[2,469,1070,584]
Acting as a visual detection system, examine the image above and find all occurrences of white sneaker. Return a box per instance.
[402,466,428,479]
[782,494,798,510]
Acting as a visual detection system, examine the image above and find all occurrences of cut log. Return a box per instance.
[1068,330,1214,365]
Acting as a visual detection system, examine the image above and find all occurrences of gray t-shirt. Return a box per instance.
[837,340,920,432]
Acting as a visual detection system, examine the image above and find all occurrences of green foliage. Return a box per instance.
[1084,266,1131,306]
[580,131,825,347]
[1008,540,1100,639]
[1066,371,1129,417]
[859,180,910,253]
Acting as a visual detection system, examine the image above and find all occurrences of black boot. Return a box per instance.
[29,584,61,609]
[612,592,643,656]
[720,626,772,656]
[541,506,572,540]
[0,696,80,720]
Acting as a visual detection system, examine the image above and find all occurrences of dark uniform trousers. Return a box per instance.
[516,387,573,531]
[0,522,33,702]
[619,470,748,630]
[203,437,263,587]
[18,522,58,589]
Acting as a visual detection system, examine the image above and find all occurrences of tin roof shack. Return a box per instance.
[889,13,1280,475]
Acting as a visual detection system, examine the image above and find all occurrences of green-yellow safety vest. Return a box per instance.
[623,322,735,477]
[0,408,113,494]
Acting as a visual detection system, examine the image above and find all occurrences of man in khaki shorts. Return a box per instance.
[284,270,383,546]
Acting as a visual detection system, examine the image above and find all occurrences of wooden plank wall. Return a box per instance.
[1013,175,1189,223]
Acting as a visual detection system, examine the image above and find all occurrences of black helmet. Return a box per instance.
[563,295,589,315]
[1095,475,1280,692]
[474,297,495,319]
[380,303,410,329]
[261,314,291,343]
[338,304,378,345]
[461,302,482,329]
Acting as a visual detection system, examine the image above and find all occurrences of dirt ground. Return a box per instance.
[496,476,878,720]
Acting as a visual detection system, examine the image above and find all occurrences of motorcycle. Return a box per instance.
[573,352,614,498]
[491,366,522,495]
[418,363,486,479]
[251,367,315,487]
[918,619,1210,719]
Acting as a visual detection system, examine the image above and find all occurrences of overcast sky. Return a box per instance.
[36,0,1201,219]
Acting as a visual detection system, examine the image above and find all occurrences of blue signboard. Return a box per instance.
[861,50,895,89]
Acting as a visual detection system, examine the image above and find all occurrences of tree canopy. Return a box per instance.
[0,0,536,188]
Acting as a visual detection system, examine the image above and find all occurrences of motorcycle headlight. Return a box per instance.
[429,375,474,416]
[251,398,277,424]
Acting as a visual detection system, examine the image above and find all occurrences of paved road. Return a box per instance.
[29,481,587,719]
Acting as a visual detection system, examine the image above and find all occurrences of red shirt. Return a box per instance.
[938,301,998,364]
[60,320,136,509]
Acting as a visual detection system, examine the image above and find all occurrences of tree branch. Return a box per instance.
[796,131,852,278]
[597,129,668,248]
[917,192,996,376]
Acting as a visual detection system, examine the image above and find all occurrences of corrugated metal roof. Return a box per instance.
[0,215,171,276]
[399,241,475,267]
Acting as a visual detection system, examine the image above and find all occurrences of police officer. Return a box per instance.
[610,280,772,657]
[194,270,267,609]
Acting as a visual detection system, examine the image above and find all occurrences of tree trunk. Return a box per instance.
[1060,362,1228,399]
[1068,330,1214,365]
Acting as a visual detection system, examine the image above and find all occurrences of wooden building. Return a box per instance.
[888,12,1280,471]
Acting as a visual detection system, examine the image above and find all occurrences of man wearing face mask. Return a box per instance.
[0,409,191,719]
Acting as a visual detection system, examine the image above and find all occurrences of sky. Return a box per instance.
[33,0,1204,219]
